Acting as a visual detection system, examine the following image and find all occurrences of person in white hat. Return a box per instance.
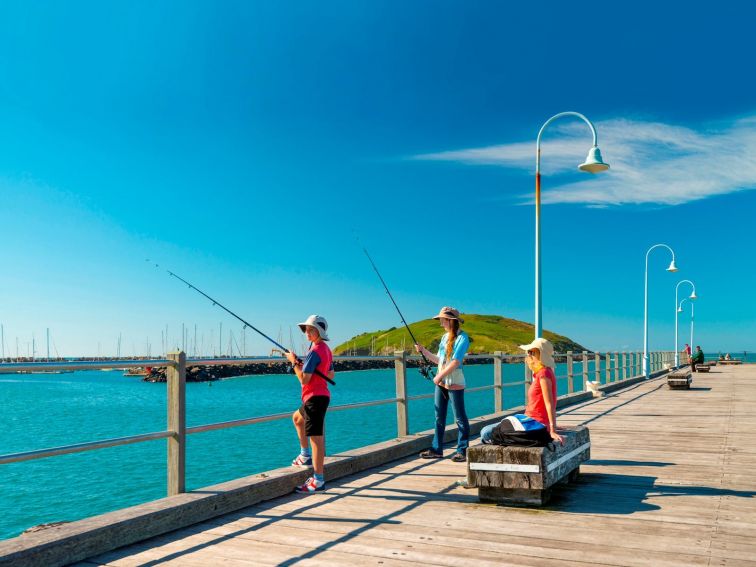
[285,315,334,493]
[479,337,564,446]
[415,306,471,462]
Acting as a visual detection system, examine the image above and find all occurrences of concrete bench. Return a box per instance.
[668,369,692,389]
[720,359,742,365]
[696,364,711,373]
[466,425,590,506]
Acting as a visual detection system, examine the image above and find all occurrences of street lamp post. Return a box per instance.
[643,244,678,378]
[534,112,609,339]
[674,280,697,367]
[678,298,695,362]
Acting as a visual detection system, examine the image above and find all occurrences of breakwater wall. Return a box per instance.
[144,355,501,382]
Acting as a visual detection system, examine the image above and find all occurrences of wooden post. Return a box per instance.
[566,351,574,394]
[605,352,612,383]
[493,351,503,413]
[622,352,628,380]
[582,351,589,391]
[594,352,601,383]
[614,352,619,382]
[167,351,186,496]
[524,358,532,401]
[394,350,408,437]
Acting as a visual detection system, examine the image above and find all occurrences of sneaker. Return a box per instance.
[419,449,443,459]
[451,452,466,463]
[291,454,312,466]
[295,477,325,493]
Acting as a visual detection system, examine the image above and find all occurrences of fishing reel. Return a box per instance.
[419,361,448,399]
[418,363,436,381]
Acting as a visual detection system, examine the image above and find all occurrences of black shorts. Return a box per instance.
[298,395,330,436]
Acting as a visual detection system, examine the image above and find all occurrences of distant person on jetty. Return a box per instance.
[684,343,691,365]
[479,337,564,446]
[691,346,705,372]
[725,353,732,360]
[285,315,334,493]
[415,307,470,463]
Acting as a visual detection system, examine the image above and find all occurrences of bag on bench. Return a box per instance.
[490,414,553,448]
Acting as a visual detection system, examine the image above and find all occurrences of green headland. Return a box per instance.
[333,314,588,356]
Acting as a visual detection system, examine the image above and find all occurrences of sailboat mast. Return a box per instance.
[47,328,50,361]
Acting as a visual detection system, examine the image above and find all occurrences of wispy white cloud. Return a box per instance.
[414,115,756,206]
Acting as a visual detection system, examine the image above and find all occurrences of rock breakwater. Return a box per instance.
[143,356,499,382]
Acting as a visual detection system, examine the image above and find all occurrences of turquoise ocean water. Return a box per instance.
[0,354,689,540]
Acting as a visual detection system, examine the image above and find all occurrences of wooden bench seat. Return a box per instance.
[466,425,590,506]
[667,369,692,389]
[696,365,711,373]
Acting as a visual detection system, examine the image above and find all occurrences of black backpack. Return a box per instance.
[490,420,554,448]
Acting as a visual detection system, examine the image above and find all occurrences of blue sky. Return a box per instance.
[1,1,754,357]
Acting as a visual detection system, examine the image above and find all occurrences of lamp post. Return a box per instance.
[674,280,697,367]
[534,112,609,339]
[643,244,678,378]
[678,298,695,363]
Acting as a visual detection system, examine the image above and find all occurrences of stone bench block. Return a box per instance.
[667,369,692,389]
[467,425,590,506]
[696,365,711,373]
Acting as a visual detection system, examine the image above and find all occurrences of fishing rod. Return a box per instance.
[163,268,335,386]
[359,245,449,398]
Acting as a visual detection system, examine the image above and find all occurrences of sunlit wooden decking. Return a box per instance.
[78,365,756,566]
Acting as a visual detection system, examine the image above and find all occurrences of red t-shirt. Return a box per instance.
[301,341,332,402]
[525,365,557,427]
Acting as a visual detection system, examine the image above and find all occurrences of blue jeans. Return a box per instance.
[431,386,469,454]
[480,422,497,444]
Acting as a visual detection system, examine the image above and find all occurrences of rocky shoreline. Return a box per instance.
[143,356,503,383]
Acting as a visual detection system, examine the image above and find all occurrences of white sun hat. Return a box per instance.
[518,337,555,368]
[297,314,329,341]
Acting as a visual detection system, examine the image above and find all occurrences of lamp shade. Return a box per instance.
[578,146,610,173]
[677,307,684,313]
[667,260,678,272]
[690,291,698,300]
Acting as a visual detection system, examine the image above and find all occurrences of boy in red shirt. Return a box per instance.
[285,315,334,493]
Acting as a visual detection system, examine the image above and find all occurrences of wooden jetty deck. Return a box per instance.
[76,365,756,566]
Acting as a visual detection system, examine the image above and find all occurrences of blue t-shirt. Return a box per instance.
[437,331,470,366]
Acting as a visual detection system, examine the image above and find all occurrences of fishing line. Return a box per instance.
[152,261,335,386]
[354,238,448,398]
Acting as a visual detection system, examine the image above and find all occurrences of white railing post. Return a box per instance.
[582,351,589,391]
[595,352,601,383]
[605,352,612,383]
[622,352,628,380]
[493,351,503,413]
[167,351,186,496]
[394,350,409,437]
[567,351,575,394]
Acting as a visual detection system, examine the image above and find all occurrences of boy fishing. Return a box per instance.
[285,315,334,493]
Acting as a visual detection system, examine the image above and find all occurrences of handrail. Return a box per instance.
[0,430,174,465]
[0,359,175,373]
[186,397,401,435]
